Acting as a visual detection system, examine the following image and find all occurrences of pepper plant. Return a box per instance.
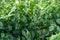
[0,0,60,40]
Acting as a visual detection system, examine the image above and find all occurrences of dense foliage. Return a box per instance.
[0,0,60,40]
[50,33,60,40]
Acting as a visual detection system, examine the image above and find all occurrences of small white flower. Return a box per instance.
[16,0,19,4]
